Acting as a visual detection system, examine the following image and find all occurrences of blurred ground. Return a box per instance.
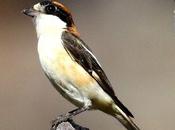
[0,0,175,130]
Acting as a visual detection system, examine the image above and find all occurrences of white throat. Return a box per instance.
[34,14,67,38]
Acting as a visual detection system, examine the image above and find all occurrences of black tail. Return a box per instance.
[112,96,140,130]
[113,96,134,117]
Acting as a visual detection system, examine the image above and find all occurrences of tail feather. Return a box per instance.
[113,105,140,130]
[113,96,134,118]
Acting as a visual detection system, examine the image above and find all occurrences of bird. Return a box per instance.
[23,0,140,130]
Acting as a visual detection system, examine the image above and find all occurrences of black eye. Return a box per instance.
[45,5,56,13]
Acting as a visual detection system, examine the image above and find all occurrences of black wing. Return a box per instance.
[61,31,134,117]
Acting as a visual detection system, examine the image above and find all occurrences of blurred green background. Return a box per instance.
[0,0,175,130]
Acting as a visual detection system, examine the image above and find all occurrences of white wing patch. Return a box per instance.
[81,44,102,67]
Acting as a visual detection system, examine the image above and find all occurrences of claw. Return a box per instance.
[50,107,89,130]
[50,113,72,130]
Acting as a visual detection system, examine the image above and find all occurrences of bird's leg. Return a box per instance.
[68,106,90,117]
[51,106,89,130]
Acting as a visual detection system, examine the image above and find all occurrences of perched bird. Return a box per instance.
[23,0,140,130]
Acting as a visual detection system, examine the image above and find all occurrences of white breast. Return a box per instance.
[37,35,63,68]
[38,35,88,106]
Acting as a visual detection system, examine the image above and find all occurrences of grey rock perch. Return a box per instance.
[50,118,89,130]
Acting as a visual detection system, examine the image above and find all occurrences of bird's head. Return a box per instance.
[23,0,79,36]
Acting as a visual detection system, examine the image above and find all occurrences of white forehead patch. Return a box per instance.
[33,3,44,12]
[33,3,40,11]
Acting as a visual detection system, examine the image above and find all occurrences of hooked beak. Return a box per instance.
[22,8,38,18]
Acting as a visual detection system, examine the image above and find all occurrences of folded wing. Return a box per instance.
[61,31,134,117]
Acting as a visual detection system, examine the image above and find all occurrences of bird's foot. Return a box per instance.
[50,107,89,130]
[51,113,72,130]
